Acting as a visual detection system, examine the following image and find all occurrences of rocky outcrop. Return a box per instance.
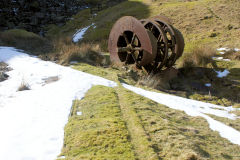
[0,0,125,36]
[0,62,11,82]
[0,0,88,35]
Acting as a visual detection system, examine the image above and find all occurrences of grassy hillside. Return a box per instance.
[46,0,240,50]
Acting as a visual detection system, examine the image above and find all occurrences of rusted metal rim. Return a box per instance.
[151,17,177,67]
[153,16,184,64]
[140,19,169,71]
[108,16,157,66]
[152,15,173,25]
[173,27,185,59]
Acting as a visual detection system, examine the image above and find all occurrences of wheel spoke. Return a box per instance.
[150,25,154,31]
[122,33,130,44]
[125,54,131,63]
[133,47,143,51]
[131,52,137,63]
[118,47,128,53]
[158,35,163,42]
[131,34,136,45]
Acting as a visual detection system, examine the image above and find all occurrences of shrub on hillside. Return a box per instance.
[0,29,53,55]
[177,45,216,68]
[53,38,106,66]
[138,67,178,90]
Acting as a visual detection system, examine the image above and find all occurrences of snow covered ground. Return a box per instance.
[215,69,230,78]
[0,47,240,160]
[0,47,116,160]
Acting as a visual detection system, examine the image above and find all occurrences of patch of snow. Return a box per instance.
[217,57,223,60]
[205,83,211,87]
[234,48,240,52]
[216,69,230,78]
[70,61,78,65]
[222,59,231,61]
[77,111,82,116]
[217,47,230,51]
[219,52,225,54]
[72,23,96,43]
[0,47,117,160]
[72,26,90,43]
[58,155,66,159]
[212,57,223,60]
[122,83,240,145]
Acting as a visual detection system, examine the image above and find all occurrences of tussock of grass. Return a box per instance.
[177,45,216,68]
[0,29,52,55]
[18,81,30,91]
[138,67,178,90]
[60,86,135,159]
[223,49,240,61]
[51,38,107,66]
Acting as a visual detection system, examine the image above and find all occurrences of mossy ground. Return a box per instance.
[58,83,240,159]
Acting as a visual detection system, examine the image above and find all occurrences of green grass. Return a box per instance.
[59,86,135,160]
[72,62,140,85]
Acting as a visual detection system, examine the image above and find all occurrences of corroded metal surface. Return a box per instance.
[141,19,168,71]
[108,16,157,66]
[108,15,184,73]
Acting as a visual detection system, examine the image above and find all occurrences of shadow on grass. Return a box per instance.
[168,66,240,106]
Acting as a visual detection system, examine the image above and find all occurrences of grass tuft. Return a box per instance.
[51,38,107,66]
[178,45,216,69]
[18,81,30,91]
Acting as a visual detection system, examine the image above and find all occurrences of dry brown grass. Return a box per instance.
[52,38,106,66]
[18,81,30,91]
[223,49,240,60]
[138,67,178,90]
[177,45,216,69]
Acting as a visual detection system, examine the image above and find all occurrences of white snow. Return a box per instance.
[205,83,211,87]
[0,47,116,160]
[122,83,240,145]
[70,61,78,64]
[216,57,223,60]
[216,69,230,78]
[222,59,231,61]
[72,23,95,43]
[212,57,231,61]
[217,47,230,51]
[58,156,66,159]
[235,48,240,52]
[219,52,225,54]
[77,111,82,116]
